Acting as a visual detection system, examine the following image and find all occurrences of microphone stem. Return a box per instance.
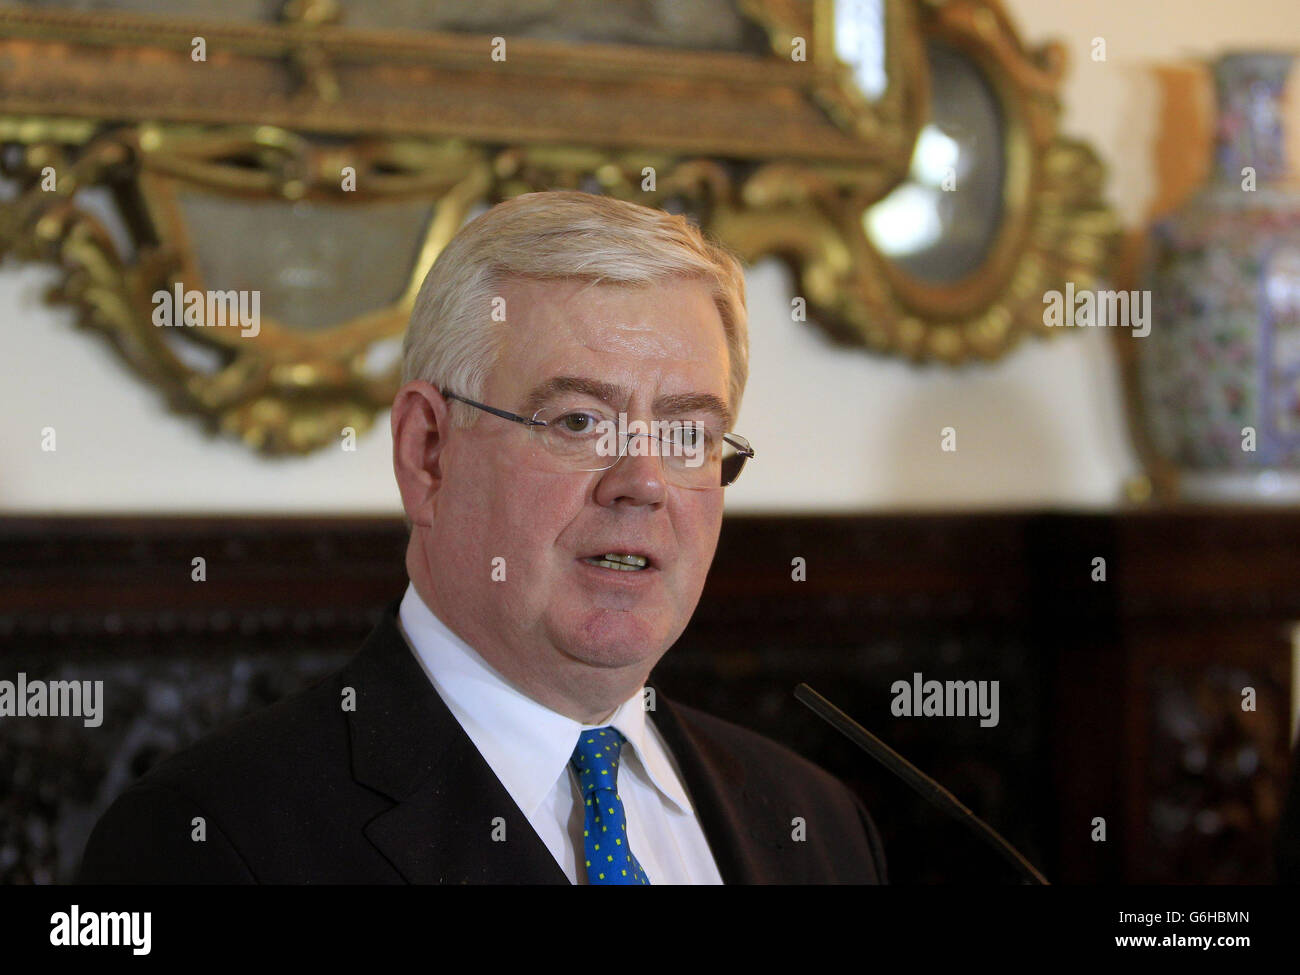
[795,682,1050,885]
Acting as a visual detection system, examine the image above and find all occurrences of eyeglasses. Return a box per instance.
[441,389,754,489]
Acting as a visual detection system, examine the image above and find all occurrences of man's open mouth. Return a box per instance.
[582,553,651,572]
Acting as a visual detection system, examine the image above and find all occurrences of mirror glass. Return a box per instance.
[834,0,888,100]
[0,0,769,49]
[176,189,435,330]
[864,40,1005,284]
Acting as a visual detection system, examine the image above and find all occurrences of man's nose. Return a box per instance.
[594,435,668,506]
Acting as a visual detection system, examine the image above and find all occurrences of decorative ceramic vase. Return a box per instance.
[1139,51,1300,503]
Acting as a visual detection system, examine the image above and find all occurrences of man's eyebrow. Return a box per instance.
[653,392,732,429]
[522,376,732,428]
[522,377,628,416]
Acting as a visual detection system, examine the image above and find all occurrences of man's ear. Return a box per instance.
[391,381,452,528]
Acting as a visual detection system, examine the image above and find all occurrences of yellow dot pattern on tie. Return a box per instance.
[569,727,651,885]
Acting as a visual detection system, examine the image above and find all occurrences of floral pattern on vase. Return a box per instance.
[1139,52,1300,499]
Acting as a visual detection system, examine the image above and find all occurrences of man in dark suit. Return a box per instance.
[78,190,887,884]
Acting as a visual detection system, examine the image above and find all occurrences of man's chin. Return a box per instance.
[556,611,669,670]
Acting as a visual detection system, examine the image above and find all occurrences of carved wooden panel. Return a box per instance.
[1,510,1294,883]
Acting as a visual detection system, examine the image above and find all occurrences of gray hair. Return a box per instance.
[401,191,749,427]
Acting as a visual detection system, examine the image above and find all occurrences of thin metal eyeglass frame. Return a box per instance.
[439,388,755,487]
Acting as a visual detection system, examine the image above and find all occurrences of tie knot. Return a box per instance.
[570,727,626,794]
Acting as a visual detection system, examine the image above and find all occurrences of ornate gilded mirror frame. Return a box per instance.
[0,0,1118,453]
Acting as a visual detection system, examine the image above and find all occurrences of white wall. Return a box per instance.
[4,0,1299,514]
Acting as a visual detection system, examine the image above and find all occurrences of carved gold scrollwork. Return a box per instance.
[722,0,1120,363]
[0,0,1118,453]
[0,121,492,451]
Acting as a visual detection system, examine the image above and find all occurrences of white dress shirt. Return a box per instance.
[396,583,725,885]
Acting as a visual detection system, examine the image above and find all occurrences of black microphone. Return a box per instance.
[795,682,1050,885]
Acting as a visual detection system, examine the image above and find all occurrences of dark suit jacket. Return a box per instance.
[77,602,887,884]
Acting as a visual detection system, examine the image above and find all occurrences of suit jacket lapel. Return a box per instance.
[341,606,568,884]
[647,686,772,884]
[338,604,776,884]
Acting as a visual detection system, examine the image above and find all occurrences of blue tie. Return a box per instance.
[570,727,651,885]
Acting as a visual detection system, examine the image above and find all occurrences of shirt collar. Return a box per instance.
[396,582,693,818]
